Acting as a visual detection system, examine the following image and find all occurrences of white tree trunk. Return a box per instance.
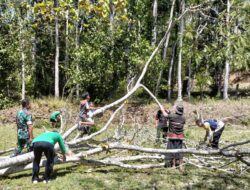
[177,0,185,101]
[75,1,80,99]
[21,49,25,100]
[65,9,69,72]
[151,0,158,46]
[19,17,25,100]
[168,42,176,100]
[54,0,60,97]
[223,0,231,100]
[109,0,115,60]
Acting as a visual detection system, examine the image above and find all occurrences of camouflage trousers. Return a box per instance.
[13,138,31,156]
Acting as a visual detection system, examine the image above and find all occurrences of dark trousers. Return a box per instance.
[156,125,162,141]
[166,139,183,160]
[32,141,55,181]
[211,127,225,149]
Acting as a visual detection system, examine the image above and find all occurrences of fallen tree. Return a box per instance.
[0,1,249,177]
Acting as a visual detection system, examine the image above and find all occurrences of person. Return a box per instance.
[195,118,225,149]
[155,109,169,143]
[83,102,95,135]
[160,104,185,171]
[50,111,61,128]
[13,99,33,156]
[77,92,95,133]
[31,131,68,184]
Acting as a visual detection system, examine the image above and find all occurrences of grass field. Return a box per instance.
[0,98,250,190]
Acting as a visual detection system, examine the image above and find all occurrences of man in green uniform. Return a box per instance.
[50,111,61,128]
[13,99,33,156]
[31,131,68,184]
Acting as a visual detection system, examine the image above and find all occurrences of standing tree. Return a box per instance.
[223,0,231,100]
[151,0,158,47]
[177,0,185,101]
[54,0,60,97]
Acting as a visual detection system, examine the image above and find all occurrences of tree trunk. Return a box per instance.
[19,17,25,100]
[155,0,176,97]
[224,60,230,99]
[21,43,25,100]
[187,58,192,100]
[75,0,80,99]
[65,9,69,75]
[223,0,231,100]
[177,0,185,101]
[168,42,176,101]
[151,0,158,46]
[109,0,115,63]
[54,0,60,97]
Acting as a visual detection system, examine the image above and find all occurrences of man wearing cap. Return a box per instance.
[160,105,185,171]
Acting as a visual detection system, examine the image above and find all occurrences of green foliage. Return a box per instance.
[0,0,249,103]
[0,93,14,109]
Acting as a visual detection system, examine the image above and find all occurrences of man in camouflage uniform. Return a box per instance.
[13,99,34,156]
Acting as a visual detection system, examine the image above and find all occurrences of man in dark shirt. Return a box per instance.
[155,109,169,143]
[160,104,185,171]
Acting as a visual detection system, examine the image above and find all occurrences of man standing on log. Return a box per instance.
[160,105,185,171]
[78,92,95,134]
[13,99,33,156]
[31,131,68,184]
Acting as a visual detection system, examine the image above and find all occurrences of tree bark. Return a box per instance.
[177,0,185,101]
[54,0,60,97]
[75,0,80,99]
[187,58,192,99]
[65,9,69,75]
[151,0,158,46]
[109,0,115,61]
[18,13,26,100]
[223,0,231,100]
[21,42,25,100]
[168,42,177,101]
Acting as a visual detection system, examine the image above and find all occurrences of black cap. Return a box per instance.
[21,98,30,108]
[82,92,90,99]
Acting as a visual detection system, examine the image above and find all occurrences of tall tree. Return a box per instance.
[168,42,177,101]
[151,0,158,46]
[54,0,60,97]
[177,0,185,101]
[223,0,231,100]
[75,0,80,99]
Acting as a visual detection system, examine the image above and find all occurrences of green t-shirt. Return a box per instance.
[50,111,61,121]
[16,108,33,139]
[32,132,67,154]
